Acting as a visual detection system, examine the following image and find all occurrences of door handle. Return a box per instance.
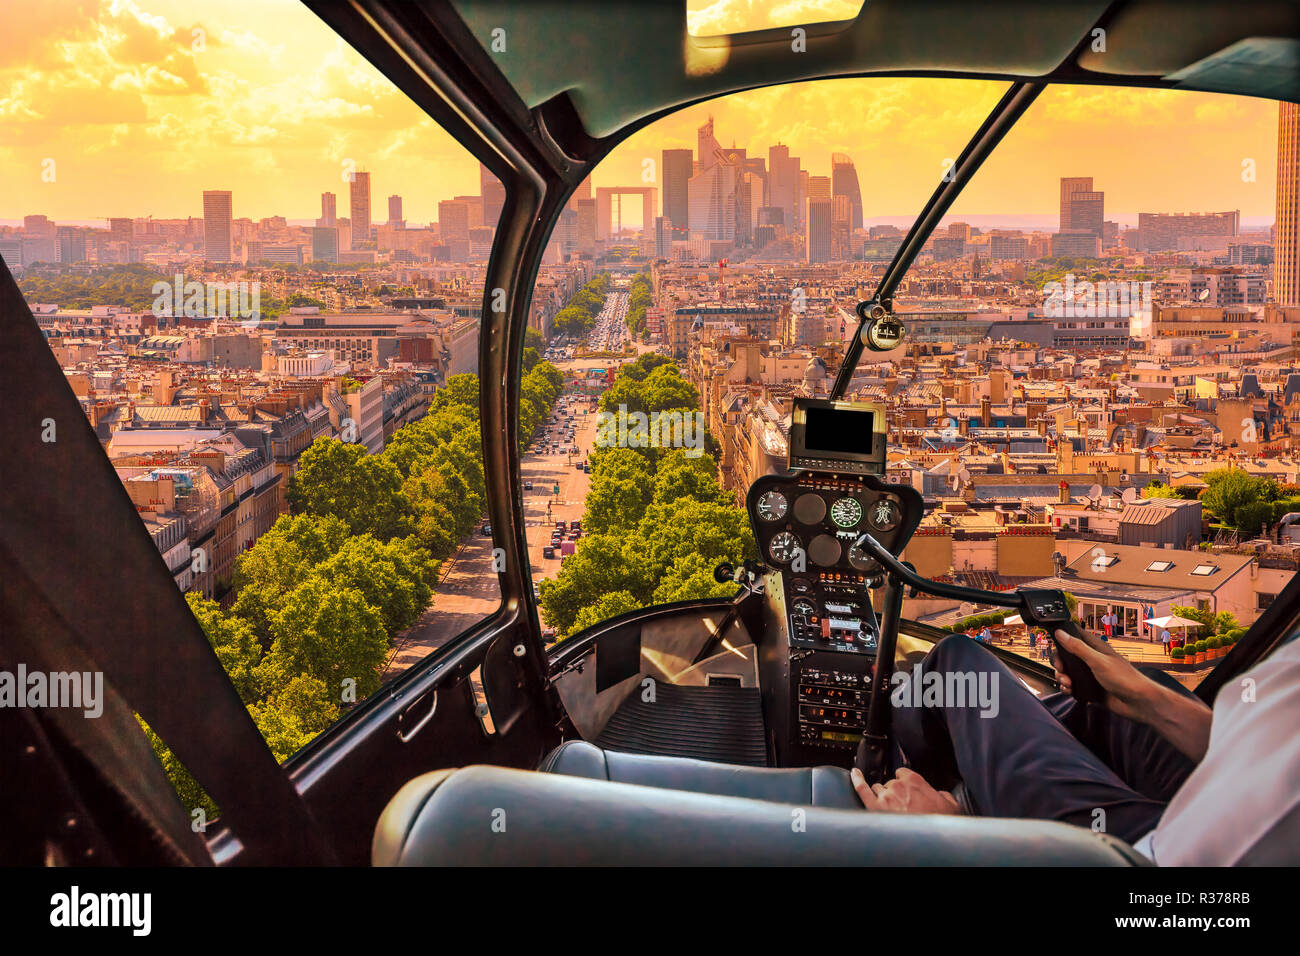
[396,690,437,743]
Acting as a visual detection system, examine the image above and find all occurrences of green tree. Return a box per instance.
[187,592,264,703]
[538,534,656,635]
[249,675,341,763]
[288,438,414,541]
[652,553,739,605]
[258,577,390,701]
[571,591,642,634]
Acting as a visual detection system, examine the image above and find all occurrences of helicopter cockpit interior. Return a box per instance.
[3,0,1299,871]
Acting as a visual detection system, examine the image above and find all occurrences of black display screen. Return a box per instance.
[803,406,875,456]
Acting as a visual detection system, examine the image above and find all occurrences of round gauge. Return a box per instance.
[848,542,880,573]
[755,490,788,522]
[793,493,827,525]
[791,598,817,618]
[768,531,802,565]
[790,577,815,595]
[830,496,863,529]
[868,497,902,533]
[808,534,842,567]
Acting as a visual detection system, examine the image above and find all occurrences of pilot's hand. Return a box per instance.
[851,766,961,815]
[1054,628,1151,723]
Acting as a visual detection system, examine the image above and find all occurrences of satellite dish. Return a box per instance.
[1122,487,1138,504]
[1197,288,1210,301]
[958,467,972,484]
[1088,483,1103,500]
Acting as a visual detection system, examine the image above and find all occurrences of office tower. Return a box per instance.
[687,118,742,241]
[320,192,337,227]
[806,192,833,264]
[388,195,403,224]
[655,216,672,257]
[22,215,54,236]
[768,144,800,231]
[662,148,693,239]
[575,198,597,252]
[688,157,741,241]
[312,227,339,263]
[203,190,233,263]
[1059,177,1092,229]
[480,162,505,225]
[831,153,864,232]
[568,175,592,212]
[453,195,485,227]
[108,218,132,242]
[349,171,371,242]
[1278,102,1299,306]
[56,226,86,263]
[1068,192,1104,237]
[438,199,471,242]
[1136,211,1239,251]
[948,222,972,240]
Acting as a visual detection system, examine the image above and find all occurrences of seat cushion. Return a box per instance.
[540,739,862,809]
[373,764,1149,866]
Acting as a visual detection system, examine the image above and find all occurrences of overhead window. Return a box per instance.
[1146,560,1174,572]
[1191,564,1219,576]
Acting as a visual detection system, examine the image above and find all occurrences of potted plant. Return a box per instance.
[1195,640,1208,665]
[1206,635,1223,659]
[1170,646,1186,668]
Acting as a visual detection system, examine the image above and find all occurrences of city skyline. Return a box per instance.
[1,2,1281,225]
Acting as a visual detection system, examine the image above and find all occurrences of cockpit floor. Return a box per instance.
[595,682,768,766]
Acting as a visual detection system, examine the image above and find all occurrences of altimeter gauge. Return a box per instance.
[756,490,788,522]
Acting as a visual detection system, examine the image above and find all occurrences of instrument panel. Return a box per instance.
[747,472,922,580]
[749,470,925,761]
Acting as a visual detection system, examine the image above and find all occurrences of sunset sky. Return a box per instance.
[0,0,1279,228]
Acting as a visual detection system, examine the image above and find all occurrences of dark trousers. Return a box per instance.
[890,635,1198,844]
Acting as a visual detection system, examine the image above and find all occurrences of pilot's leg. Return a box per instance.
[891,635,1165,844]
[1058,667,1197,803]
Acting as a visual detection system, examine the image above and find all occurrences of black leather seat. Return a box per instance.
[540,739,862,808]
[372,764,1149,866]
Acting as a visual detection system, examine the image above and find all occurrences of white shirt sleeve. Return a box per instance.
[1145,638,1300,865]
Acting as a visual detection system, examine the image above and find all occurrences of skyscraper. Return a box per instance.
[1278,102,1299,306]
[203,190,233,263]
[480,163,505,225]
[662,148,693,240]
[768,144,801,231]
[805,176,833,263]
[438,199,471,242]
[350,171,371,242]
[1059,177,1092,229]
[388,195,403,224]
[831,153,863,232]
[687,117,742,241]
[320,192,337,227]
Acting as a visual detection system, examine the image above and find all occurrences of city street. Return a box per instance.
[383,304,638,681]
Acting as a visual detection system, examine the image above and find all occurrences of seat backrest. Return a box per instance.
[373,765,1149,866]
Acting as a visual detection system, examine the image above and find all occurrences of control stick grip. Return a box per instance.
[1049,620,1107,706]
[1016,588,1106,705]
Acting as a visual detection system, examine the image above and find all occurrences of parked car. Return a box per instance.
[524,480,533,490]
[542,546,555,559]
[479,522,492,536]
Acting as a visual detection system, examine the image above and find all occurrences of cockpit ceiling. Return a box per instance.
[449,0,1300,138]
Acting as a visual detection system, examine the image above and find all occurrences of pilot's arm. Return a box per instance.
[1055,630,1212,761]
